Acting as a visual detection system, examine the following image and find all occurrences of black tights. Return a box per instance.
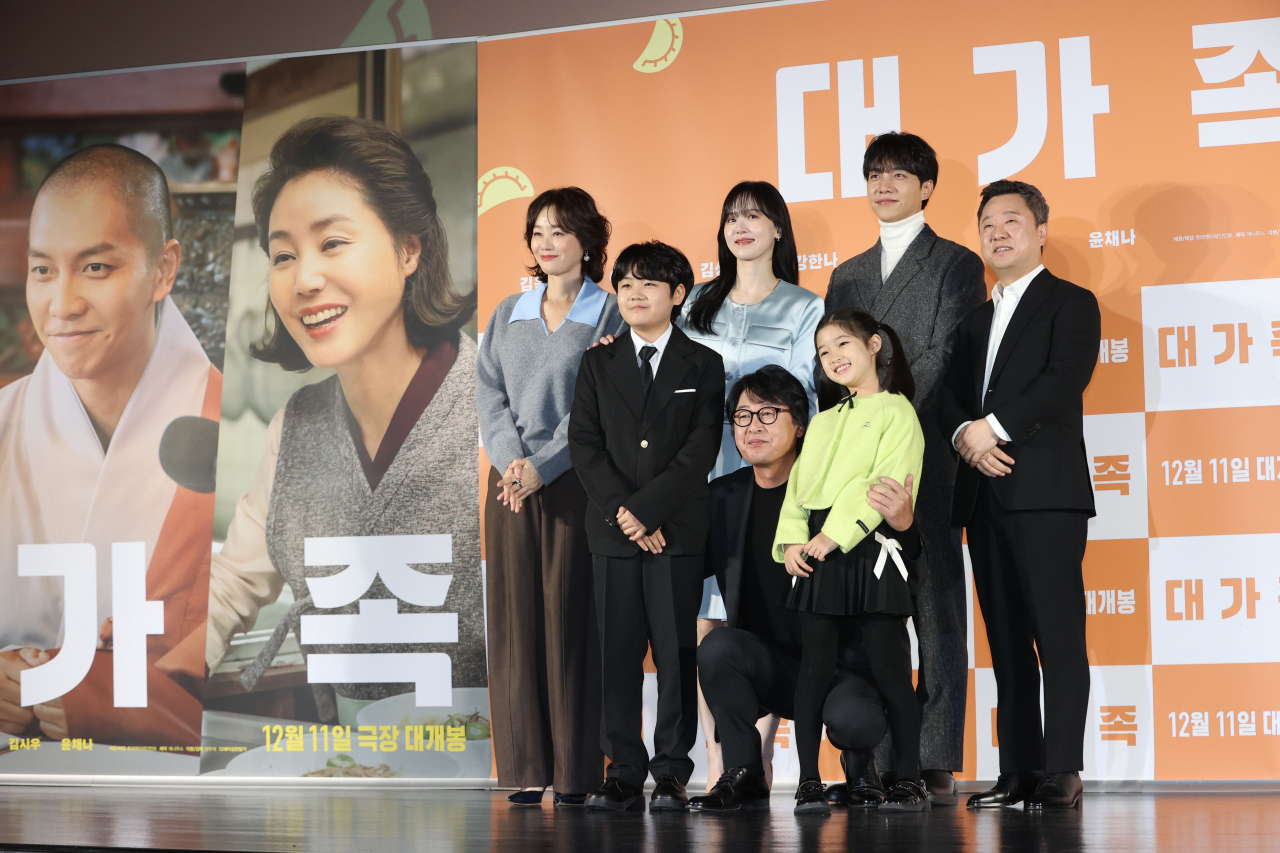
[794,612,920,783]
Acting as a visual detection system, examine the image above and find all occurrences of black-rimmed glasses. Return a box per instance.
[732,406,788,427]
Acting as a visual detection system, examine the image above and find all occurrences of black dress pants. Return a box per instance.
[968,481,1090,774]
[593,552,703,787]
[697,626,887,773]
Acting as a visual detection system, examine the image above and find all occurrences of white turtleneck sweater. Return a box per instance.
[879,209,926,283]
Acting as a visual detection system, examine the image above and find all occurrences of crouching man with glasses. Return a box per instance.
[691,365,918,811]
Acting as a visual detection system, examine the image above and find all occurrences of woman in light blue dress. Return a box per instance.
[679,180,823,787]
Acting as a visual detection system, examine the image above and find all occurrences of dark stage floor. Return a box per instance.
[1,786,1278,852]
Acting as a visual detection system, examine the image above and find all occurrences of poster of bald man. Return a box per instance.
[0,65,242,774]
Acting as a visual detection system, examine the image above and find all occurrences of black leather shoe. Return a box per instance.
[794,778,830,815]
[553,791,587,807]
[689,767,770,812]
[922,769,958,806]
[584,777,645,811]
[966,771,1045,808]
[880,778,931,812]
[1027,772,1083,809]
[826,750,885,808]
[649,775,689,811]
[507,790,544,806]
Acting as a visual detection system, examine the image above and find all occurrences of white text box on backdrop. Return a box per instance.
[1084,412,1150,540]
[1082,665,1155,781]
[1141,279,1280,411]
[976,666,1152,780]
[1148,533,1280,665]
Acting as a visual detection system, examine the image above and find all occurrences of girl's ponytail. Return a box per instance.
[876,321,915,403]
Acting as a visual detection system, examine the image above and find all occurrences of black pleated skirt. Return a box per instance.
[784,507,920,617]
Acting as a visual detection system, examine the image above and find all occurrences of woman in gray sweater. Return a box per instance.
[477,187,625,806]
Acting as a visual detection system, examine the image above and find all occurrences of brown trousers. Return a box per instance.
[485,466,603,792]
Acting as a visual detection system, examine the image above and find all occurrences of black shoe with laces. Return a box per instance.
[794,778,831,815]
[649,775,689,811]
[880,778,931,812]
[689,767,770,812]
[584,777,646,811]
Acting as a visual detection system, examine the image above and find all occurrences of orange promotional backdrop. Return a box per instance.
[477,0,1280,781]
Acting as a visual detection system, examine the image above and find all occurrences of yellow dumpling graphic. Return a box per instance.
[477,167,534,216]
[633,19,683,73]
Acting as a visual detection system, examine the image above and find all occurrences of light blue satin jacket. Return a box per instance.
[678,281,824,479]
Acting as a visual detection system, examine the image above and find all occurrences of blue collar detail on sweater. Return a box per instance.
[509,278,609,333]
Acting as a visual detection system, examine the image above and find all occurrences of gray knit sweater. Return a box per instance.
[244,334,483,719]
[477,281,626,483]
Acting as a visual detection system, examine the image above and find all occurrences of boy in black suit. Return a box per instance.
[569,241,724,811]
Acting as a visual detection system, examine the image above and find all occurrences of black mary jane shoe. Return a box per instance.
[507,790,545,807]
[553,791,588,808]
[794,778,831,815]
[584,777,646,811]
[649,775,689,811]
[689,767,770,812]
[880,778,932,812]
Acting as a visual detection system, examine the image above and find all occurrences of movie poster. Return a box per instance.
[0,63,242,775]
[199,44,488,779]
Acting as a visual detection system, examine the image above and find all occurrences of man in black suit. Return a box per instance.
[690,365,919,812]
[569,241,724,812]
[938,180,1101,810]
[824,132,986,805]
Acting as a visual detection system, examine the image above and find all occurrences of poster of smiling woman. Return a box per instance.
[201,45,487,779]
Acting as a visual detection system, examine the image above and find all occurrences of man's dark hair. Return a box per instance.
[728,365,810,452]
[250,115,475,371]
[524,186,612,285]
[978,179,1049,226]
[862,132,939,209]
[610,241,694,323]
[39,143,174,262]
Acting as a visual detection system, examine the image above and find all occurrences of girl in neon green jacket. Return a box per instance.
[774,308,928,813]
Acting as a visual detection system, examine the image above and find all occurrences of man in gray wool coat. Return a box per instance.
[822,131,986,807]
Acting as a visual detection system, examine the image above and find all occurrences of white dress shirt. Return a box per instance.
[953,264,1045,448]
[631,323,674,378]
[880,210,927,282]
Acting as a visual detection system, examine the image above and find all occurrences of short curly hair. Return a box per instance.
[250,115,475,371]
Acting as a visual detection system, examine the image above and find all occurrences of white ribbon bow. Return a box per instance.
[873,532,909,582]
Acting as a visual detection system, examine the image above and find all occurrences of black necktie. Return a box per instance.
[639,345,657,398]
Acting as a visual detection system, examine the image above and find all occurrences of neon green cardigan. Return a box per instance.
[772,390,925,562]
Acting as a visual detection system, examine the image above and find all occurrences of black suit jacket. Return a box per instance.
[706,466,878,674]
[568,325,725,557]
[705,467,756,626]
[937,269,1101,526]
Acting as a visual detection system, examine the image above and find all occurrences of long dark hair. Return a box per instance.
[523,187,611,285]
[815,308,915,409]
[687,181,800,334]
[250,115,474,371]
